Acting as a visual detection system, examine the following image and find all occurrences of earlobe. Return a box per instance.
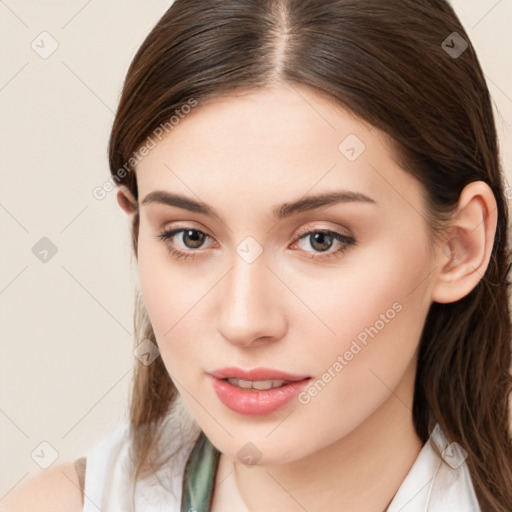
[431,181,498,304]
[116,185,138,216]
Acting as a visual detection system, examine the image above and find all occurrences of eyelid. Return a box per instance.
[293,223,353,240]
[161,221,216,240]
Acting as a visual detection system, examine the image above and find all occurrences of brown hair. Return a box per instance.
[107,0,512,509]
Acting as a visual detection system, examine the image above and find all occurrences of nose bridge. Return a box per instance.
[216,248,284,345]
[224,251,272,321]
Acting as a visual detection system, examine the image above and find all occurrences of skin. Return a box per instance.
[113,82,497,512]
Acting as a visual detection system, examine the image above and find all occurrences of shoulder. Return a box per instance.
[0,462,83,512]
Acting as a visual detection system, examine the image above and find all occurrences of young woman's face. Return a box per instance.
[133,83,439,464]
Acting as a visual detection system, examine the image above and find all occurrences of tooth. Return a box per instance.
[253,379,286,390]
[226,378,288,390]
[237,379,253,389]
[252,380,274,390]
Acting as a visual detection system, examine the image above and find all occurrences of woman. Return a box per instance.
[6,0,511,511]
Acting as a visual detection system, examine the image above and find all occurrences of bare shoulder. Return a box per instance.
[0,462,83,512]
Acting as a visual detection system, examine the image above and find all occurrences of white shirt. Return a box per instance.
[82,396,481,511]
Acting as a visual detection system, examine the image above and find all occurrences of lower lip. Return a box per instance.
[210,375,311,415]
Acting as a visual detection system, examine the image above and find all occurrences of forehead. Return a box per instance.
[135,83,423,217]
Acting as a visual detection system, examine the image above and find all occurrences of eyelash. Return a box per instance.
[155,226,356,262]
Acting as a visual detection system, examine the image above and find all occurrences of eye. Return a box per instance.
[291,228,356,261]
[155,228,212,261]
[155,226,356,262]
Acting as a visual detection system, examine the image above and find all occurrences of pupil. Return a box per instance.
[311,232,332,252]
[184,230,204,249]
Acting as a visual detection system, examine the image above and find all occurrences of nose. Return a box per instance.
[216,254,287,348]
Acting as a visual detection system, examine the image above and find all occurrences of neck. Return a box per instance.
[231,361,424,512]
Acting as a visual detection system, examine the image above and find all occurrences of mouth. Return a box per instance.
[208,368,313,415]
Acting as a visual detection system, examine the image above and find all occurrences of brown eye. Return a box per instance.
[156,228,212,261]
[179,229,207,249]
[292,229,356,261]
[308,232,335,252]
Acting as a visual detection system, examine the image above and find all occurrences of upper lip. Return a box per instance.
[209,367,311,382]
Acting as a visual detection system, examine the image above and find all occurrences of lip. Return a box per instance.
[208,367,312,416]
[209,366,311,382]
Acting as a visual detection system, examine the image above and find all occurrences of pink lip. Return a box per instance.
[209,366,311,382]
[208,367,312,416]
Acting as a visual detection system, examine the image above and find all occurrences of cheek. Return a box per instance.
[138,227,194,327]
[136,233,215,374]
[304,232,431,409]
[322,221,432,340]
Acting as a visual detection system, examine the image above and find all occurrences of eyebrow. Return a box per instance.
[141,189,377,221]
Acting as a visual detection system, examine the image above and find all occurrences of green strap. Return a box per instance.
[181,431,221,512]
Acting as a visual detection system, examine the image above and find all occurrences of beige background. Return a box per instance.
[1,0,511,497]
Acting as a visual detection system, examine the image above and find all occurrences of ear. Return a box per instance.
[431,181,498,304]
[116,185,138,218]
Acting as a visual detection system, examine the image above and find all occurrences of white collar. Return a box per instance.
[387,423,481,511]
